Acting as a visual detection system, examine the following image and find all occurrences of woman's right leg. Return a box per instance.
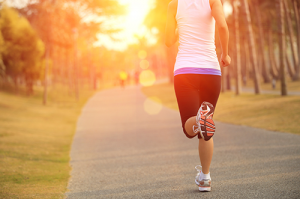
[199,138,214,174]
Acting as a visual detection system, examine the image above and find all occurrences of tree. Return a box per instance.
[231,0,242,95]
[240,0,261,94]
[0,6,45,94]
[253,0,271,83]
[267,24,279,80]
[0,20,5,77]
[283,0,298,80]
[144,0,176,83]
[292,0,300,80]
[278,0,288,96]
[19,0,124,103]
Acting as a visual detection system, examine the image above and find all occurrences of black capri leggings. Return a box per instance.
[174,74,221,139]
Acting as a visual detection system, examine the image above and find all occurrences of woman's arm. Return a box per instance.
[165,0,178,47]
[210,0,231,67]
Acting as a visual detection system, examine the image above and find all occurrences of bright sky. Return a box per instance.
[1,0,28,8]
[95,0,153,51]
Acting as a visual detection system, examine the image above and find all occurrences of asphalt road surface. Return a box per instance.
[66,85,300,199]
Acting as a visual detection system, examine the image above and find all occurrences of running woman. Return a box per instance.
[165,0,230,192]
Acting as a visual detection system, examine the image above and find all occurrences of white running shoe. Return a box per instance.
[193,102,215,141]
[195,165,211,192]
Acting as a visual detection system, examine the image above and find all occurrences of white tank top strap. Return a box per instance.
[174,0,221,76]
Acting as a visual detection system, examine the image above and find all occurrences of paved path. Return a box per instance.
[66,86,300,199]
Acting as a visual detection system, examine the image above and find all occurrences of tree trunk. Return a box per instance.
[0,54,5,78]
[241,42,247,86]
[268,28,279,79]
[243,38,250,85]
[293,0,300,80]
[241,0,261,94]
[226,70,231,91]
[283,0,298,79]
[232,0,242,95]
[66,48,73,95]
[278,0,288,96]
[254,0,271,83]
[221,66,227,92]
[73,29,79,101]
[43,47,49,105]
[286,51,296,78]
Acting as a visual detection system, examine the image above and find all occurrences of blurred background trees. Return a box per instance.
[0,6,44,95]
[0,0,300,101]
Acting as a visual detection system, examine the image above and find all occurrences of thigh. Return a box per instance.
[198,75,222,112]
[174,74,201,138]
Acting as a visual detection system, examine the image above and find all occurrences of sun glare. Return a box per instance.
[120,0,151,37]
[96,0,152,50]
[144,97,162,115]
[223,1,233,18]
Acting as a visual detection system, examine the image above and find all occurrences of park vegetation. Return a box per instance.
[0,0,125,103]
[0,6,44,95]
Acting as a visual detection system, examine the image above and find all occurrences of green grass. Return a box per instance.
[142,83,300,135]
[238,77,300,92]
[0,85,96,198]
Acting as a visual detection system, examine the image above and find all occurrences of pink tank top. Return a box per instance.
[174,0,221,76]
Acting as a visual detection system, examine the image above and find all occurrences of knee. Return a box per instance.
[184,118,198,138]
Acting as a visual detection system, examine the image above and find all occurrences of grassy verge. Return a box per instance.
[0,85,97,198]
[237,78,300,92]
[142,83,300,135]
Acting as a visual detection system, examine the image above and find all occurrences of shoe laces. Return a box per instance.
[195,165,202,181]
[195,165,202,173]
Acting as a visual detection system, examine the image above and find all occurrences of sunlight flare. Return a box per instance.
[120,0,151,37]
[139,70,156,87]
[140,60,150,70]
[144,97,162,115]
[138,50,147,59]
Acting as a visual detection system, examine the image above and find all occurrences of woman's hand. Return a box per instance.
[220,54,231,67]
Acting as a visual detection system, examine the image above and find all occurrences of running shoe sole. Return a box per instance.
[198,179,211,192]
[198,102,215,141]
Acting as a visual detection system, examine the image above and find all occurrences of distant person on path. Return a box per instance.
[165,0,230,192]
[119,71,128,88]
[134,70,140,85]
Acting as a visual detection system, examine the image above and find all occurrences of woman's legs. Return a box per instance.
[174,74,221,175]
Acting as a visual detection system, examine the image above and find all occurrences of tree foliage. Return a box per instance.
[0,0,126,98]
[0,6,45,93]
